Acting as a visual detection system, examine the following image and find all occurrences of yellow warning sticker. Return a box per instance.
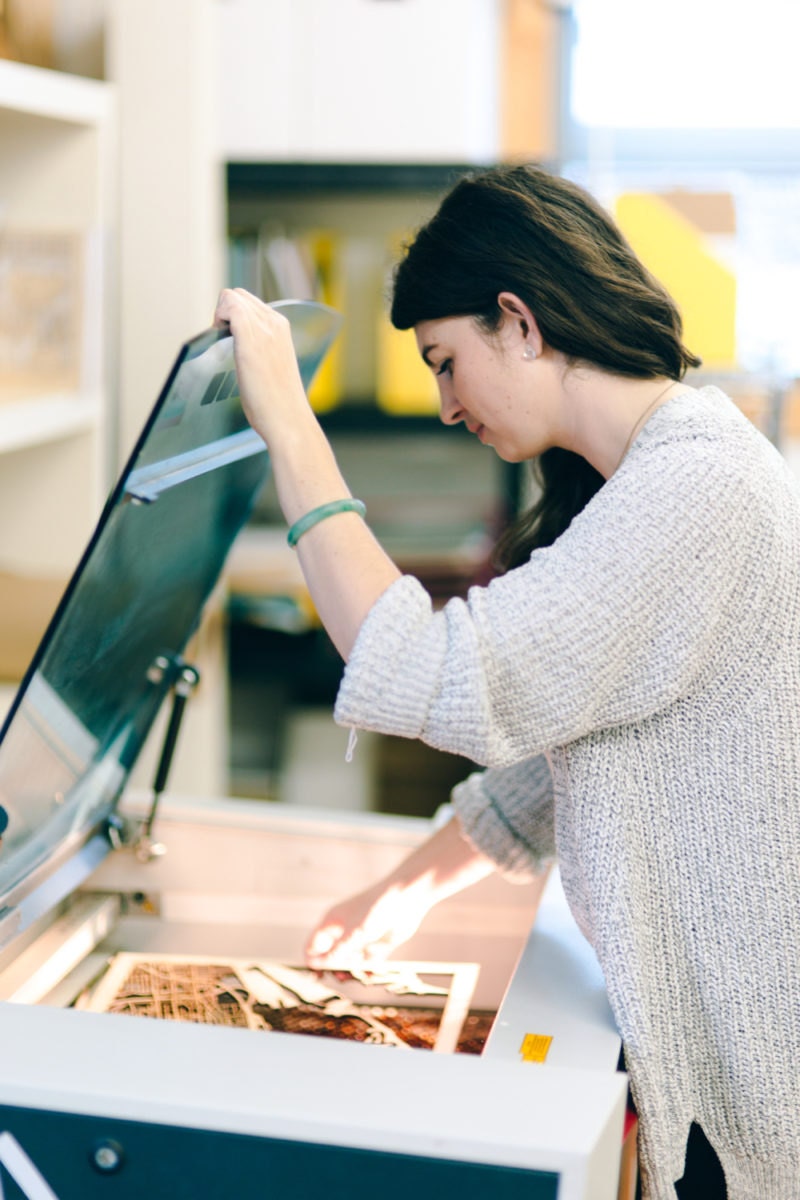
[520,1033,553,1063]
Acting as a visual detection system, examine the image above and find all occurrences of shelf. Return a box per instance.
[0,395,99,454]
[227,162,486,197]
[0,55,112,573]
[0,59,110,126]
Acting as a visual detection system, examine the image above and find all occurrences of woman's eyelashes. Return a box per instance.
[436,358,453,378]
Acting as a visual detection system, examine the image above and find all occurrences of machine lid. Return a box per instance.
[0,300,341,913]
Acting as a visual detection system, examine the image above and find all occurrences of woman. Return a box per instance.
[214,165,800,1200]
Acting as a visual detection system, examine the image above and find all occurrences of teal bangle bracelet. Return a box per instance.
[287,498,367,548]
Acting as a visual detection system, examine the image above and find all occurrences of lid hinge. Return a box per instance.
[133,657,201,863]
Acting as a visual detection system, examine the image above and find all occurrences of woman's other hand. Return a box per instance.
[305,879,431,970]
[305,812,496,970]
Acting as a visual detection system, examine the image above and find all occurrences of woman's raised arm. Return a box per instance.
[215,288,401,660]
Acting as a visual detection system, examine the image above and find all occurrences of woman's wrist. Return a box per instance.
[255,399,321,462]
[388,813,494,909]
[268,415,352,527]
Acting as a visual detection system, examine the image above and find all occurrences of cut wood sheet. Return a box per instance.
[82,952,484,1055]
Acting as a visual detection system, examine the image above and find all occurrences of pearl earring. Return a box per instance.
[522,344,537,361]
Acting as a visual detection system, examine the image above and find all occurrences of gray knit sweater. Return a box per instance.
[335,387,800,1200]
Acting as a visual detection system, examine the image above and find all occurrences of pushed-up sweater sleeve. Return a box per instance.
[335,425,761,767]
[451,755,556,881]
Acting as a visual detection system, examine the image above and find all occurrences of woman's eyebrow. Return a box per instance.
[420,343,438,366]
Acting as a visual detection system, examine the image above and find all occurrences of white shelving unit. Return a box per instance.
[0,393,98,454]
[0,57,113,738]
[0,59,114,579]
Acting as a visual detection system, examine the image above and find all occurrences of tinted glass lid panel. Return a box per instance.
[0,300,341,905]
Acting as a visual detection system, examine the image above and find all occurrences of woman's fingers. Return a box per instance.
[214,286,253,330]
[305,922,344,964]
[212,289,308,442]
[304,884,428,972]
[305,894,381,969]
[305,922,376,971]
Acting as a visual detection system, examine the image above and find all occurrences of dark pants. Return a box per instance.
[619,1049,727,1199]
[674,1123,727,1199]
[632,1122,726,1199]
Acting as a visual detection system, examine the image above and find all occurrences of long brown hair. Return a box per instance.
[390,164,701,569]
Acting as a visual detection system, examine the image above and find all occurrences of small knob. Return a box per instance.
[90,1138,125,1174]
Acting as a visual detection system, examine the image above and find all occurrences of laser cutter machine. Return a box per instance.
[0,303,627,1200]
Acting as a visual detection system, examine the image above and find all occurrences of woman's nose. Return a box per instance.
[438,385,463,426]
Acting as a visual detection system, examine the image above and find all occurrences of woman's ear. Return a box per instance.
[497,291,542,353]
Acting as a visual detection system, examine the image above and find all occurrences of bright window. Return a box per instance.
[570,0,800,132]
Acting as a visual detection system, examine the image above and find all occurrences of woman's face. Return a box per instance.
[414,314,560,463]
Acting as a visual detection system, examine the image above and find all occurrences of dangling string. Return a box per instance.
[345,727,358,763]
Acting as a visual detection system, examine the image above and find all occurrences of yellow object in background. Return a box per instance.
[251,225,344,411]
[293,231,340,415]
[375,231,439,415]
[375,320,439,415]
[615,192,737,370]
[306,231,343,413]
